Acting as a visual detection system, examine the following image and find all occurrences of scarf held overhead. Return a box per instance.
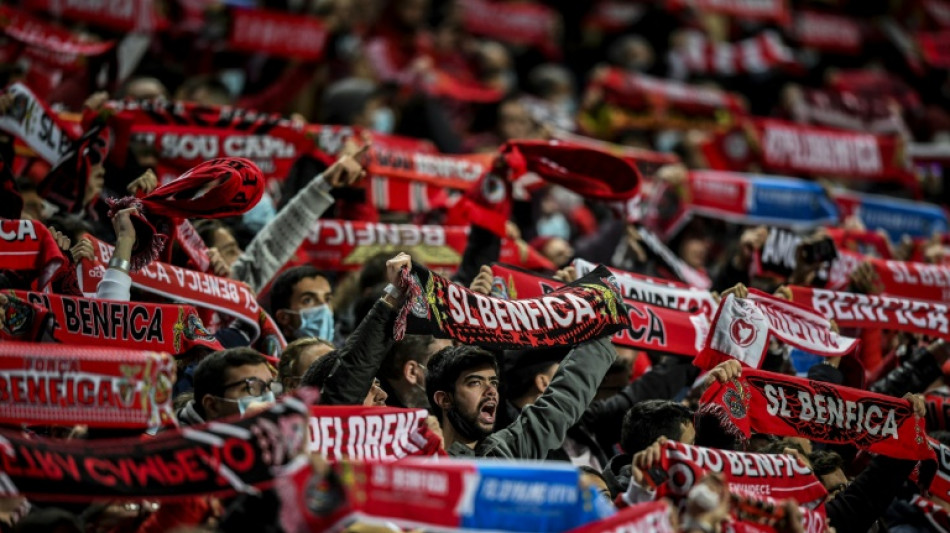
[0,341,174,429]
[395,263,630,349]
[699,368,934,461]
[0,219,66,290]
[695,290,859,370]
[309,405,444,462]
[573,258,716,316]
[0,82,78,164]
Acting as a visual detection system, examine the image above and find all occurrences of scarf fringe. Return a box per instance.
[393,267,421,342]
[107,196,169,272]
[696,402,748,442]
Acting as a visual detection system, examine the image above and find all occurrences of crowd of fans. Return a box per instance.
[3,0,950,532]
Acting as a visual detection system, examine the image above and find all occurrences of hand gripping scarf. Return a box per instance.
[694,289,859,370]
[0,341,175,430]
[107,157,264,271]
[308,405,444,462]
[698,367,935,461]
[0,394,309,501]
[394,263,630,349]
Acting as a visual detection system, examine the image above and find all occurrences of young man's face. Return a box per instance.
[448,363,499,436]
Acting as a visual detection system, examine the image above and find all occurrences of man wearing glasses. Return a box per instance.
[177,347,283,424]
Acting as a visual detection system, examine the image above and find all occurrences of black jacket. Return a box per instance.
[602,452,634,500]
[321,299,396,406]
[826,455,917,533]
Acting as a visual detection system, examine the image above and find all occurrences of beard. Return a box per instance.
[446,402,493,442]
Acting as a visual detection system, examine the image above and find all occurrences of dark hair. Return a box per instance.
[760,439,808,457]
[192,218,228,247]
[381,334,434,380]
[192,347,268,417]
[268,265,330,315]
[502,346,569,402]
[808,449,844,477]
[15,176,37,193]
[621,400,693,454]
[278,337,334,381]
[425,345,498,419]
[301,350,341,391]
[44,214,94,244]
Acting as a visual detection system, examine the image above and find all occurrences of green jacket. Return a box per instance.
[448,337,617,459]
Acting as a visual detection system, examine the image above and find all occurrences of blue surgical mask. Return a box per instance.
[243,191,276,232]
[219,390,276,416]
[371,107,395,134]
[293,304,334,341]
[536,213,571,241]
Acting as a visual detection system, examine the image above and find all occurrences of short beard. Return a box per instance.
[446,403,492,442]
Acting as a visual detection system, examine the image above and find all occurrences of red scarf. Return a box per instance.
[919,32,950,70]
[595,67,746,120]
[228,7,328,61]
[39,123,111,216]
[565,501,675,533]
[0,340,175,429]
[0,82,78,164]
[308,406,444,462]
[787,286,950,341]
[0,219,66,290]
[695,290,859,370]
[573,258,716,316]
[669,30,797,78]
[926,437,950,504]
[637,227,712,289]
[549,128,681,178]
[792,88,904,134]
[826,228,892,259]
[491,263,709,357]
[667,0,790,24]
[395,263,630,349]
[792,11,863,55]
[912,494,950,533]
[842,254,950,303]
[21,0,169,32]
[366,150,494,190]
[458,0,561,59]
[645,440,828,510]
[699,367,935,461]
[12,290,223,355]
[0,5,115,69]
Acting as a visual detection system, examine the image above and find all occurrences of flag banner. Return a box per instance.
[0,395,310,501]
[396,263,630,349]
[0,219,67,291]
[695,290,859,370]
[573,258,715,316]
[491,263,708,356]
[645,440,828,510]
[10,290,224,354]
[792,11,862,54]
[786,286,950,341]
[458,0,561,59]
[831,189,948,240]
[0,83,78,164]
[308,405,444,462]
[76,236,267,342]
[21,0,168,32]
[669,30,797,78]
[0,341,174,429]
[699,367,934,461]
[228,7,328,61]
[0,6,115,69]
[297,220,555,273]
[667,0,790,24]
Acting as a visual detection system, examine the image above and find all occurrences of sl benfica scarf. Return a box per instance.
[573,258,715,316]
[595,68,746,123]
[458,0,561,59]
[786,286,950,342]
[831,188,948,241]
[0,395,309,501]
[308,406,444,462]
[667,0,789,24]
[0,341,175,429]
[0,6,115,69]
[0,219,66,290]
[695,290,859,370]
[793,11,862,55]
[791,88,904,135]
[644,440,827,510]
[566,502,674,533]
[698,367,934,461]
[367,149,493,190]
[394,263,630,349]
[840,255,950,304]
[669,30,797,79]
[637,227,712,290]
[12,290,224,354]
[0,82,77,164]
[297,219,554,273]
[490,263,708,357]
[228,7,328,61]
[21,0,168,32]
[826,228,893,259]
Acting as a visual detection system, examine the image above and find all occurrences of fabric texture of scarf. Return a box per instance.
[308,405,445,462]
[0,219,66,290]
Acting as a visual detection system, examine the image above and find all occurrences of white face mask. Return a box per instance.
[371,107,395,134]
[291,304,334,341]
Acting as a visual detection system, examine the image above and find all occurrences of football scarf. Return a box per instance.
[826,228,893,259]
[0,341,175,429]
[0,6,115,69]
[565,501,674,533]
[228,7,328,61]
[911,494,950,533]
[573,258,715,316]
[643,440,828,510]
[20,0,168,32]
[0,219,66,291]
[308,406,444,462]
[0,395,309,501]
[458,0,561,59]
[637,227,712,289]
[843,255,950,304]
[174,219,211,272]
[366,150,493,190]
[919,32,950,70]
[831,189,948,241]
[548,128,681,178]
[394,263,630,349]
[595,67,746,120]
[791,88,904,135]
[38,122,111,216]
[666,0,790,24]
[490,263,708,357]
[669,30,797,79]
[786,286,950,341]
[698,367,934,461]
[10,290,224,354]
[694,290,859,370]
[927,392,950,432]
[297,219,554,273]
[926,438,950,504]
[0,82,77,164]
[753,227,804,280]
[792,11,862,55]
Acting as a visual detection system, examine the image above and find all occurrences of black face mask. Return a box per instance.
[446,396,492,443]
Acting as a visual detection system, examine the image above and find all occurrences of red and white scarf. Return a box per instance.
[699,367,935,461]
[695,290,859,370]
[834,254,950,304]
[790,88,905,135]
[0,83,78,164]
[566,501,675,533]
[637,227,712,289]
[666,0,790,24]
[308,405,444,462]
[0,219,67,291]
[228,7,328,61]
[792,11,863,55]
[458,0,561,59]
[669,30,797,79]
[911,494,950,533]
[0,5,115,69]
[573,258,715,316]
[21,0,168,32]
[0,340,175,429]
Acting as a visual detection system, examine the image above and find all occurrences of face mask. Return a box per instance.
[371,107,395,134]
[220,390,276,416]
[536,214,571,241]
[242,191,276,232]
[293,304,334,340]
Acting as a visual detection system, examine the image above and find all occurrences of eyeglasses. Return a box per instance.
[222,377,283,397]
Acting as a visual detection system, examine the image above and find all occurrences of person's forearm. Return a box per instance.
[95,235,134,301]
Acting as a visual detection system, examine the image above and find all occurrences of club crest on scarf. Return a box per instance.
[0,297,33,337]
